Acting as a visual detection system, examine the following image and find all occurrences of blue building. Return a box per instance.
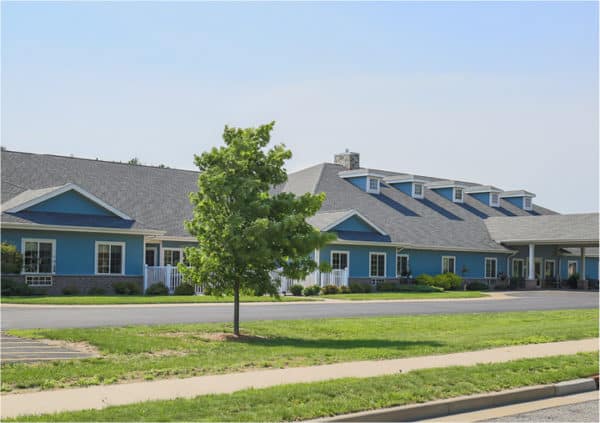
[1,150,597,294]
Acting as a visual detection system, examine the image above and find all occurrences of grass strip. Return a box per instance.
[0,295,318,305]
[8,353,598,422]
[2,309,597,392]
[322,291,486,300]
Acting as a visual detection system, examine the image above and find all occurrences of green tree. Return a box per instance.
[1,242,23,274]
[182,122,334,336]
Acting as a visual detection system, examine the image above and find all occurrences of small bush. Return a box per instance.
[1,242,23,274]
[174,283,196,295]
[1,278,32,296]
[349,282,363,293]
[290,284,304,296]
[145,283,169,296]
[466,281,489,291]
[415,274,435,286]
[87,286,106,296]
[339,285,351,294]
[376,281,398,292]
[321,285,339,295]
[112,281,142,295]
[303,285,321,296]
[433,273,463,290]
[62,286,80,295]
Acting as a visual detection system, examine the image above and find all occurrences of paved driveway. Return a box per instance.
[0,333,96,363]
[1,291,597,330]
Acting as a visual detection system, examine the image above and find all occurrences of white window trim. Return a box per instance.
[396,254,410,277]
[369,252,386,278]
[523,197,532,211]
[412,183,424,199]
[513,258,525,278]
[544,259,556,277]
[330,250,350,270]
[366,177,381,194]
[21,238,56,274]
[484,257,497,279]
[567,260,578,276]
[94,241,126,275]
[490,192,500,207]
[453,187,464,203]
[441,256,456,274]
[161,248,185,266]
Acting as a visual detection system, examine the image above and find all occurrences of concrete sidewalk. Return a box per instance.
[1,337,597,419]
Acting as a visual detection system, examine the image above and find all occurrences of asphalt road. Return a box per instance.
[1,291,597,329]
[485,399,599,422]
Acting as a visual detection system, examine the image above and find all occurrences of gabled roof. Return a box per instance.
[307,209,388,236]
[1,183,132,220]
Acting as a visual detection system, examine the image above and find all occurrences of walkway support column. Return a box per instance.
[526,243,537,289]
[580,247,587,289]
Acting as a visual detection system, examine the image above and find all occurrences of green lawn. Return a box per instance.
[322,291,487,300]
[8,353,598,422]
[2,309,597,392]
[0,295,318,305]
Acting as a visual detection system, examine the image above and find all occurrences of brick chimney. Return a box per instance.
[334,149,360,170]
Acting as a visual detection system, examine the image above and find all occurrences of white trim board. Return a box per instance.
[94,241,126,275]
[369,252,386,278]
[21,238,56,274]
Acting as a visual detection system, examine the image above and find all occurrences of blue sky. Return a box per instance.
[2,1,598,213]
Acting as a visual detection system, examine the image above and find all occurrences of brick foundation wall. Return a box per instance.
[2,274,143,295]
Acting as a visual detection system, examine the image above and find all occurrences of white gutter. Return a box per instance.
[1,222,165,236]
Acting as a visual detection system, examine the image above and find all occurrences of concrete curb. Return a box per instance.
[322,378,598,422]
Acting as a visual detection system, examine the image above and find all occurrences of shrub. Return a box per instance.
[174,283,196,295]
[466,281,489,291]
[87,286,106,296]
[112,281,142,295]
[1,243,22,274]
[145,283,169,296]
[432,273,463,290]
[349,282,363,293]
[290,284,304,296]
[62,286,80,295]
[1,278,32,296]
[303,285,321,296]
[376,281,398,292]
[415,274,435,286]
[321,285,339,295]
[339,285,351,294]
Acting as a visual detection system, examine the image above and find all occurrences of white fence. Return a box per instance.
[144,265,202,294]
[273,268,349,293]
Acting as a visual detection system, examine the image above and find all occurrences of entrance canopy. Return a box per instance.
[485,213,599,248]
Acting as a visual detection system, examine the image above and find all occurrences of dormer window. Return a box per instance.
[413,183,424,199]
[490,192,500,207]
[367,177,380,194]
[453,187,464,203]
[523,197,532,210]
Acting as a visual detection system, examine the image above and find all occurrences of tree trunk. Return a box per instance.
[233,281,240,336]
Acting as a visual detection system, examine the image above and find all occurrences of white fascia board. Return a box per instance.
[152,236,197,242]
[425,180,466,190]
[320,209,388,236]
[495,238,599,246]
[5,183,133,220]
[465,185,503,194]
[383,175,427,184]
[499,190,536,199]
[338,169,386,179]
[1,222,165,236]
[329,239,513,253]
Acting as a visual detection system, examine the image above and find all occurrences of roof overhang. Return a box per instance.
[465,185,503,194]
[425,180,467,189]
[499,190,536,199]
[329,239,512,253]
[383,175,427,184]
[1,222,165,236]
[338,169,386,179]
[2,183,132,220]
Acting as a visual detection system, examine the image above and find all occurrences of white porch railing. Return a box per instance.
[144,265,202,294]
[273,268,349,293]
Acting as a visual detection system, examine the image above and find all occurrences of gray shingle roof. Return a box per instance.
[485,213,599,245]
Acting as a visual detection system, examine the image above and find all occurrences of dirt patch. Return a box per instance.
[161,331,267,342]
[40,339,101,356]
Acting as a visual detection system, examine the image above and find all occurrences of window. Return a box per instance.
[163,248,184,266]
[396,254,409,277]
[490,192,499,207]
[512,258,525,278]
[413,183,424,199]
[544,260,555,278]
[369,252,386,277]
[331,251,349,270]
[485,258,497,278]
[95,242,125,274]
[568,261,578,277]
[367,177,380,194]
[523,197,532,210]
[22,239,55,274]
[442,256,456,274]
[453,187,464,203]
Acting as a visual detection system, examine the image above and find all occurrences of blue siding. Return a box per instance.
[388,182,413,196]
[470,192,490,206]
[27,190,115,217]
[403,249,508,278]
[586,257,599,279]
[1,229,144,275]
[320,244,396,278]
[504,197,524,209]
[345,176,367,191]
[431,187,454,202]
[331,215,376,233]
